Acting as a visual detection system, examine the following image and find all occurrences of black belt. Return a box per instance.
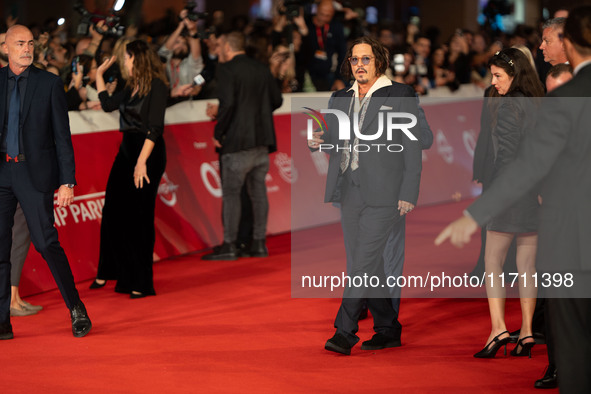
[5,153,26,162]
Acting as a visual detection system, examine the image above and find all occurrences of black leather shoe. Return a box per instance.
[0,323,13,340]
[361,333,401,350]
[202,242,238,261]
[249,239,268,258]
[70,302,92,338]
[510,329,546,344]
[325,333,352,355]
[534,365,558,389]
[509,329,520,343]
[89,279,106,289]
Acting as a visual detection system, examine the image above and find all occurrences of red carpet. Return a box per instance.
[2,200,551,393]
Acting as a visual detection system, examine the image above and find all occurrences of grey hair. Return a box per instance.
[542,17,566,31]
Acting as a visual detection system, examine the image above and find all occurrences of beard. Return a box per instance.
[172,49,189,60]
[0,52,8,63]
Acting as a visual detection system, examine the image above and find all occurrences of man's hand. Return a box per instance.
[307,130,324,149]
[434,215,479,248]
[213,138,222,148]
[57,185,74,207]
[206,103,219,120]
[398,200,415,216]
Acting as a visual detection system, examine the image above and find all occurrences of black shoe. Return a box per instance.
[89,279,106,289]
[509,329,520,343]
[235,242,251,257]
[0,323,13,340]
[249,239,268,258]
[202,242,238,261]
[70,302,92,338]
[361,333,401,350]
[511,335,535,358]
[474,331,511,358]
[510,329,545,344]
[130,292,146,299]
[534,365,558,389]
[325,333,352,355]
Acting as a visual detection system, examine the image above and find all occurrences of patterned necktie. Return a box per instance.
[7,75,21,158]
[351,98,369,171]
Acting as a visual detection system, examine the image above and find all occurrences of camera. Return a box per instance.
[279,0,313,19]
[183,1,209,22]
[74,2,124,37]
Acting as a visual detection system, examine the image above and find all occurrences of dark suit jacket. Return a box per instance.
[0,66,76,193]
[323,83,422,207]
[214,54,283,155]
[468,64,591,273]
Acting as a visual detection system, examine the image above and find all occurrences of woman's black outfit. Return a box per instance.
[487,91,539,233]
[95,79,167,295]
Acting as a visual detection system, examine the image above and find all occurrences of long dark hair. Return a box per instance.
[340,36,390,82]
[487,48,544,98]
[125,39,168,97]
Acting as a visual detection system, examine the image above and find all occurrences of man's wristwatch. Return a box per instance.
[64,184,75,189]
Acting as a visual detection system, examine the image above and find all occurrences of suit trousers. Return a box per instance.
[334,172,401,346]
[547,288,591,393]
[0,161,80,326]
[10,203,31,286]
[221,147,269,243]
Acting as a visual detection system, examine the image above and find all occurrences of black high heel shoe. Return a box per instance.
[474,330,511,358]
[510,336,535,358]
[89,279,106,289]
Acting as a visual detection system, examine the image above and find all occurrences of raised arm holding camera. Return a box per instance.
[158,9,204,98]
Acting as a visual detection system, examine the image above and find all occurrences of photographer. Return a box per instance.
[158,8,204,99]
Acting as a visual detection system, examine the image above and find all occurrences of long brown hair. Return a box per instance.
[125,39,168,97]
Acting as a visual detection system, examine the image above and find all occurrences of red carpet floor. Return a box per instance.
[2,200,552,393]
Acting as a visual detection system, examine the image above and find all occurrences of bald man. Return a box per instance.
[0,25,91,340]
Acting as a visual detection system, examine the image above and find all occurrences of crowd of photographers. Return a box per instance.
[0,0,562,110]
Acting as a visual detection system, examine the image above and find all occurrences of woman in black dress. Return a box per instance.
[474,48,545,358]
[90,40,168,298]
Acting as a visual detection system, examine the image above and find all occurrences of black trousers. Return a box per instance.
[0,161,80,325]
[334,173,400,346]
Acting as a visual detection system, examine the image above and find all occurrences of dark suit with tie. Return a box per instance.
[0,65,81,329]
[467,63,591,393]
[323,81,422,346]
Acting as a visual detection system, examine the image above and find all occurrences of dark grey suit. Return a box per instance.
[467,64,591,393]
[323,82,422,345]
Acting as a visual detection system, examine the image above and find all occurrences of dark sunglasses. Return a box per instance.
[348,56,374,65]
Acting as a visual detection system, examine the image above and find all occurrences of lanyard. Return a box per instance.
[316,24,329,51]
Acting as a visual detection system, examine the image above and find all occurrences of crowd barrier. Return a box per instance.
[19,85,485,296]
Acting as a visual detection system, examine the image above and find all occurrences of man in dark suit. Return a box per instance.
[436,7,591,392]
[309,36,422,355]
[0,25,91,340]
[202,31,283,261]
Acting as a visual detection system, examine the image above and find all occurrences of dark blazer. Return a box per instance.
[472,87,495,185]
[214,54,283,155]
[468,64,591,273]
[0,66,76,192]
[322,82,422,207]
